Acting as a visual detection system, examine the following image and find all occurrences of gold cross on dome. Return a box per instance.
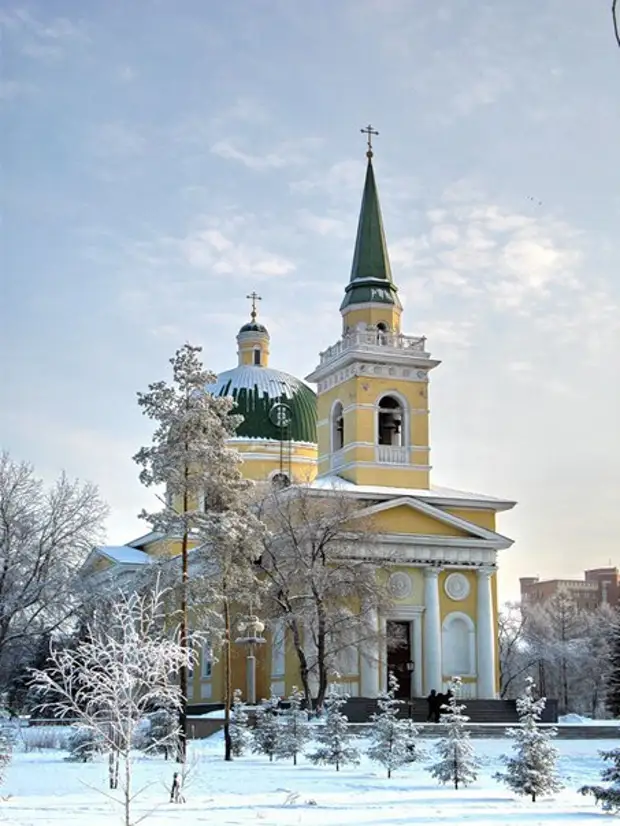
[246,291,262,320]
[360,124,379,157]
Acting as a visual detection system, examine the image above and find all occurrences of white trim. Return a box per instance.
[322,459,432,473]
[442,611,477,679]
[374,389,409,449]
[240,453,317,465]
[386,607,425,698]
[320,439,431,453]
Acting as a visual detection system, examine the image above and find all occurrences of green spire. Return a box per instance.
[340,153,401,311]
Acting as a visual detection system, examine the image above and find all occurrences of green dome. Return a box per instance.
[238,321,269,334]
[208,366,317,443]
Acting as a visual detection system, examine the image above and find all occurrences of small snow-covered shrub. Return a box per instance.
[495,677,562,802]
[252,694,281,762]
[66,726,103,762]
[307,687,359,772]
[368,672,420,778]
[136,708,178,759]
[230,689,251,757]
[428,677,479,790]
[21,725,67,752]
[580,747,620,812]
[275,687,310,765]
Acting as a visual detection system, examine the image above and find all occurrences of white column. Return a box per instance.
[360,607,380,698]
[476,567,497,699]
[412,616,423,697]
[423,567,442,694]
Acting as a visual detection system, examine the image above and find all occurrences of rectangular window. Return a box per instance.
[253,349,261,365]
[202,641,212,679]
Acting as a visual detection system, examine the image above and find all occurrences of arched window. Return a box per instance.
[442,612,476,677]
[376,321,389,345]
[377,395,403,446]
[253,348,261,366]
[332,401,344,451]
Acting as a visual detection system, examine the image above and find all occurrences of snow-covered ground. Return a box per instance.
[1,732,615,825]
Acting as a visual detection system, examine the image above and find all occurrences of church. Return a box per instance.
[83,134,515,708]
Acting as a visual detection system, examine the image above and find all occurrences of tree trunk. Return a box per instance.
[290,620,312,711]
[315,601,328,709]
[223,595,233,761]
[177,480,190,763]
[123,750,131,826]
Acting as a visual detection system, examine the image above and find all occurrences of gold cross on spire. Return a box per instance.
[246,291,262,320]
[360,124,379,158]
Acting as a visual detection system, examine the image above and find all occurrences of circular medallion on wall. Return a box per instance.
[444,572,470,601]
[388,572,413,600]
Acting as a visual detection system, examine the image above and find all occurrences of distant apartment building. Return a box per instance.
[519,567,620,611]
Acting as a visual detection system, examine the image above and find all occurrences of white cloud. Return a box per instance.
[211,138,320,171]
[0,7,89,60]
[296,210,348,237]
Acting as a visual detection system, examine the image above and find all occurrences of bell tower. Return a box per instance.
[306,129,440,489]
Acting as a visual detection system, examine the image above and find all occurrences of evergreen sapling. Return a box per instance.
[495,676,562,802]
[275,687,310,765]
[580,747,620,812]
[367,672,420,778]
[307,687,359,772]
[229,689,251,757]
[428,677,479,789]
[252,694,281,762]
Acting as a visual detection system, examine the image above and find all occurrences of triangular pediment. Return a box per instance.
[349,496,512,548]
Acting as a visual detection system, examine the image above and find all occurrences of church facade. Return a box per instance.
[83,141,515,706]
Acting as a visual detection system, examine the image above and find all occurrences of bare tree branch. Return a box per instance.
[614,0,620,49]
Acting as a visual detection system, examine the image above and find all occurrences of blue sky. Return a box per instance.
[2,0,619,600]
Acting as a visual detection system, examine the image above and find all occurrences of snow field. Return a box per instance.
[1,733,614,826]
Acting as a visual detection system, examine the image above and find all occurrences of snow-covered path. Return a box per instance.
[1,735,614,825]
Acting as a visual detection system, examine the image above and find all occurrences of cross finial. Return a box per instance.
[246,291,262,320]
[360,124,379,159]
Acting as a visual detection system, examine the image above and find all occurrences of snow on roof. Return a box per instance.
[308,475,515,510]
[95,546,153,565]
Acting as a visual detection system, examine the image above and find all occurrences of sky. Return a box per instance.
[1,0,619,602]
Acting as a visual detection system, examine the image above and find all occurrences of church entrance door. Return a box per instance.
[386,620,412,699]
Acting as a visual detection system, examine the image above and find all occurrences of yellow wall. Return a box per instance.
[370,506,471,537]
[444,508,496,532]
[237,331,270,367]
[316,374,431,489]
[342,305,402,334]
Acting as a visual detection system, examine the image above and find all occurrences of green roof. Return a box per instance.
[341,157,401,310]
[208,366,317,443]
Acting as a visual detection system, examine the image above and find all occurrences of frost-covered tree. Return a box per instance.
[307,687,359,772]
[275,686,310,765]
[252,694,281,762]
[256,485,391,709]
[138,708,178,759]
[367,672,420,778]
[0,452,107,695]
[428,677,479,790]
[66,725,103,762]
[30,579,191,826]
[580,746,620,812]
[0,701,13,788]
[229,689,251,757]
[498,603,538,699]
[495,677,562,802]
[607,608,620,718]
[134,343,263,761]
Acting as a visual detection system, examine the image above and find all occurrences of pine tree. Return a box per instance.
[139,708,178,759]
[307,686,360,772]
[66,725,103,762]
[275,686,310,765]
[252,694,281,762]
[495,677,562,802]
[230,689,251,757]
[428,677,479,789]
[580,747,620,812]
[367,672,420,778]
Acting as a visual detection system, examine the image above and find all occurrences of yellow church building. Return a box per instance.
[83,139,515,707]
